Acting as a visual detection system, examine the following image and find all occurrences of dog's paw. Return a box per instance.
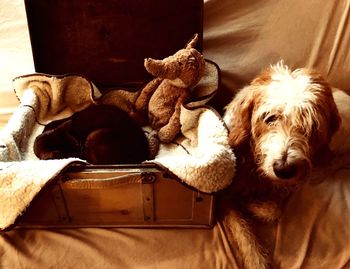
[247,201,282,223]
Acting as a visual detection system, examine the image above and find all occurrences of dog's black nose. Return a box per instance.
[273,160,297,179]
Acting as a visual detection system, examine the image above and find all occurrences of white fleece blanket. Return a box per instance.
[0,62,235,231]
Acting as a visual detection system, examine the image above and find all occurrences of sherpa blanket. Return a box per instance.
[0,61,235,230]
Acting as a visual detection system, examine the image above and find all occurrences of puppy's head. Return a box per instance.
[224,63,340,183]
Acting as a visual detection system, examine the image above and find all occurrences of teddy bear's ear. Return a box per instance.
[185,33,199,49]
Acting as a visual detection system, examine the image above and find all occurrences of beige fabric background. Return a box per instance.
[2,0,350,105]
[1,0,350,268]
[0,0,33,110]
[204,0,350,111]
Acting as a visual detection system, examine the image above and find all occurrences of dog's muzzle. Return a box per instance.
[273,159,296,179]
[272,158,309,181]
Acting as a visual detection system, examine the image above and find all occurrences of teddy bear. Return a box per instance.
[134,33,206,143]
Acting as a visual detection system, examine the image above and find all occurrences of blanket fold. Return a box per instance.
[0,61,235,230]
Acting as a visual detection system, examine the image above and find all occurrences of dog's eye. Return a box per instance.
[264,114,278,124]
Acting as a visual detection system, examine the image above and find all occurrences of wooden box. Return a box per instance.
[18,164,215,228]
[17,0,216,228]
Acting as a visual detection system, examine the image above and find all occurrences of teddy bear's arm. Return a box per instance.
[158,92,188,143]
[135,78,163,112]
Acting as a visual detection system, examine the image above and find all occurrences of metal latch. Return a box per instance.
[141,172,155,222]
[141,172,156,184]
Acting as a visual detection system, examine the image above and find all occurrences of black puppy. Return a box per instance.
[34,105,150,164]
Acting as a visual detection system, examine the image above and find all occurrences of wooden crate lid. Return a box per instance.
[24,0,203,91]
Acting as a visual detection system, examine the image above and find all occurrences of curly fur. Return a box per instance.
[220,62,341,268]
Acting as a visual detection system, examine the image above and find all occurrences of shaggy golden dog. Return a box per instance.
[220,62,342,269]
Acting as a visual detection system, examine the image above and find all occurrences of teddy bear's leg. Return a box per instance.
[157,93,187,143]
[135,78,163,113]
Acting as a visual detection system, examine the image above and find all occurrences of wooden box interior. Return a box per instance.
[24,0,203,91]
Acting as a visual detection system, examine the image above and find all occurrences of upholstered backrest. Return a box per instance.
[203,0,350,110]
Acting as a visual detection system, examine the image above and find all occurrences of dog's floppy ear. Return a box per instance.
[328,97,341,138]
[223,86,255,148]
[308,70,341,138]
[325,87,341,138]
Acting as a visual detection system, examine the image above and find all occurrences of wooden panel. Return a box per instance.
[24,0,203,90]
[154,177,193,220]
[62,186,144,223]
